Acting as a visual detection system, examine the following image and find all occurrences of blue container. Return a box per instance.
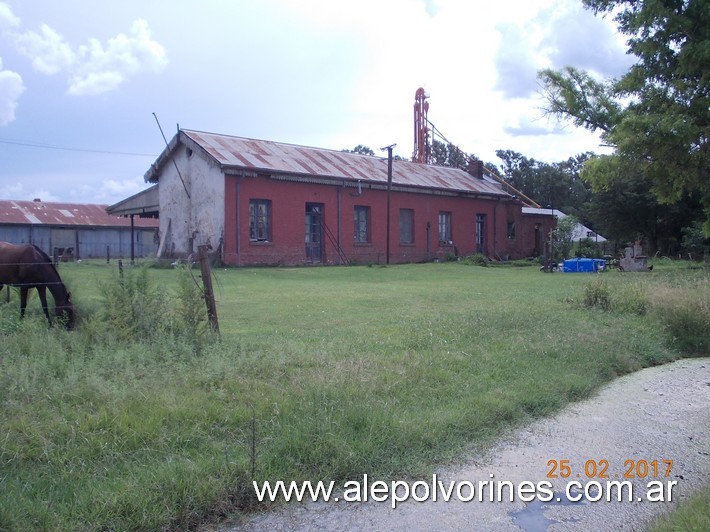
[563,258,606,272]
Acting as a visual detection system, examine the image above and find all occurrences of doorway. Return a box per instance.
[476,214,486,254]
[305,203,324,263]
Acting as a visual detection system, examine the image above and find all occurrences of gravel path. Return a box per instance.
[228,358,709,531]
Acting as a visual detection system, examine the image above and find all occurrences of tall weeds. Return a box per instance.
[649,279,709,355]
[91,264,214,351]
[579,275,709,356]
[1,262,705,530]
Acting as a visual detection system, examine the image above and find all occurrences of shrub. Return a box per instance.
[582,278,611,310]
[98,266,169,342]
[463,254,489,267]
[95,265,215,351]
[651,281,710,355]
[614,282,649,315]
[173,265,213,354]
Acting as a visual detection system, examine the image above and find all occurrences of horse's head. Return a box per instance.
[55,292,75,330]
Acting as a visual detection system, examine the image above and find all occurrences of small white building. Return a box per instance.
[522,207,606,243]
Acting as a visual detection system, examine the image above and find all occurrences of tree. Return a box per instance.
[495,150,593,218]
[539,0,710,235]
[584,154,700,254]
[430,140,468,168]
[343,145,375,156]
[553,214,579,261]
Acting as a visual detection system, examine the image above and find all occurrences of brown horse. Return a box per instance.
[0,242,75,329]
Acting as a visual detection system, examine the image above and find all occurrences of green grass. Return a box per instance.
[0,259,708,530]
[649,486,710,531]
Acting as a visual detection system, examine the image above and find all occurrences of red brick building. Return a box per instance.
[145,129,553,266]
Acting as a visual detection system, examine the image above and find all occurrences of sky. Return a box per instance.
[0,0,635,206]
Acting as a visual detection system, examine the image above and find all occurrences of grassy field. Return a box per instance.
[0,259,708,530]
[649,486,710,531]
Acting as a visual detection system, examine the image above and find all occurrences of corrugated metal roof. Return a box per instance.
[106,185,159,217]
[146,129,510,198]
[0,199,159,227]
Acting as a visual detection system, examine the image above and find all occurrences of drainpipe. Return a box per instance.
[493,201,498,257]
[381,144,395,264]
[337,185,342,265]
[130,214,135,265]
[426,221,431,261]
[236,177,241,267]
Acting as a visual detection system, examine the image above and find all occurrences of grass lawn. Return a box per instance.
[0,259,707,529]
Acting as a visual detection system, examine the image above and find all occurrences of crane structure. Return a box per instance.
[412,87,430,164]
[411,87,541,208]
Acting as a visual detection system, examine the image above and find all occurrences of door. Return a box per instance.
[305,203,324,262]
[476,214,486,254]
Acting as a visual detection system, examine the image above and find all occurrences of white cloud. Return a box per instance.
[0,2,167,96]
[68,176,145,205]
[12,23,75,74]
[69,19,167,95]
[100,177,145,198]
[68,70,124,97]
[494,23,543,99]
[29,188,60,202]
[0,58,24,125]
[0,180,24,198]
[0,1,19,30]
[0,180,60,203]
[542,4,633,77]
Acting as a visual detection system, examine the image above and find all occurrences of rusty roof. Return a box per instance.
[0,199,159,227]
[146,129,509,198]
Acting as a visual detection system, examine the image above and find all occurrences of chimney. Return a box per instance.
[467,159,483,179]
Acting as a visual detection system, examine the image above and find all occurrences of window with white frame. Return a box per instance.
[354,205,370,243]
[249,199,271,241]
[438,211,452,243]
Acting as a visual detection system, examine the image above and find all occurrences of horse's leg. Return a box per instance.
[20,286,28,318]
[36,286,52,326]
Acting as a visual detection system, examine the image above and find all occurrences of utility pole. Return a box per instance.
[381,144,396,264]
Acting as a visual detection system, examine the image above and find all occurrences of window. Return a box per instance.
[476,213,486,253]
[507,221,516,240]
[399,209,414,244]
[354,206,370,243]
[249,199,271,241]
[438,211,452,243]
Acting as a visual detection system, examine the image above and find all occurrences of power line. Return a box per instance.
[0,137,157,157]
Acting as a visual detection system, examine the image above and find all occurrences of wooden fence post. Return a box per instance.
[198,245,219,334]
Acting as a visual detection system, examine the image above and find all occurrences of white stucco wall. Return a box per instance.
[157,142,225,257]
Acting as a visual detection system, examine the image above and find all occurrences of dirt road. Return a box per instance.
[228,358,709,531]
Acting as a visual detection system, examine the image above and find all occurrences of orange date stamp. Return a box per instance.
[547,459,674,479]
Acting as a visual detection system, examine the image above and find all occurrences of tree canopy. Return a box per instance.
[342,145,376,156]
[538,0,710,234]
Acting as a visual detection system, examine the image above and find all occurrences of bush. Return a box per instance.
[614,282,649,315]
[463,254,489,267]
[94,265,214,350]
[97,266,169,342]
[582,278,611,310]
[651,281,710,355]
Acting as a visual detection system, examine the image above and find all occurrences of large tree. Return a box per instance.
[584,155,700,254]
[538,0,710,234]
[495,149,593,219]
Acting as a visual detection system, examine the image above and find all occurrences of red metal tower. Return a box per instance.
[413,87,430,163]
